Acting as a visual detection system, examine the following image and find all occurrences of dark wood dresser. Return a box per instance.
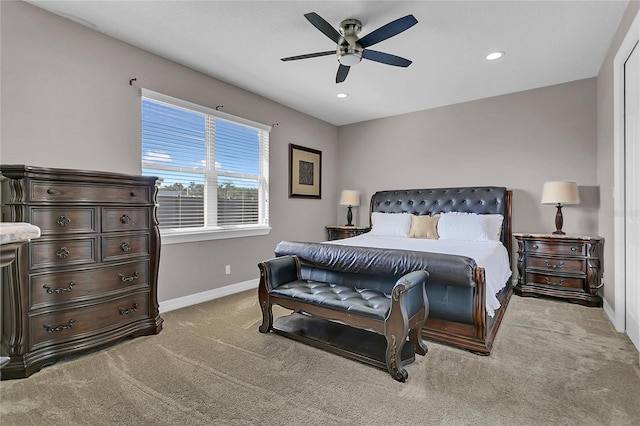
[0,165,162,379]
[513,233,603,307]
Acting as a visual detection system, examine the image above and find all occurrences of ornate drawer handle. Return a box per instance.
[56,215,71,227]
[130,191,136,197]
[120,214,132,224]
[118,271,139,282]
[544,277,565,286]
[43,318,75,333]
[47,188,56,195]
[590,282,605,290]
[43,281,75,294]
[121,242,131,252]
[118,303,138,315]
[56,247,70,259]
[571,247,577,252]
[532,244,539,250]
[544,260,565,269]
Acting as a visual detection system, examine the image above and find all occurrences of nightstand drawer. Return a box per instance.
[326,226,370,241]
[526,273,584,291]
[527,256,584,273]
[525,241,585,256]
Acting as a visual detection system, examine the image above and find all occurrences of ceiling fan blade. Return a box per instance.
[304,12,341,44]
[362,49,412,67]
[281,50,335,61]
[336,64,350,83]
[358,15,418,49]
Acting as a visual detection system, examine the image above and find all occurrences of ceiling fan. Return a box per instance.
[281,12,418,83]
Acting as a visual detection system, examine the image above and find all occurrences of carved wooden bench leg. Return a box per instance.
[409,327,428,356]
[257,263,273,333]
[258,298,273,333]
[385,331,409,382]
[409,301,429,356]
[385,285,410,382]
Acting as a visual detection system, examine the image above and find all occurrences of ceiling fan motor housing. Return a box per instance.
[337,18,363,65]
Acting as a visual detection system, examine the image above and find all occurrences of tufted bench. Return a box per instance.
[258,255,429,382]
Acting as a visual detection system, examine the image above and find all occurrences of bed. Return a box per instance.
[275,186,513,355]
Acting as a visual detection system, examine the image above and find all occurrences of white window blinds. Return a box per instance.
[141,89,269,235]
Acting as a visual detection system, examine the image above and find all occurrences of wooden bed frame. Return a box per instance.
[368,186,513,355]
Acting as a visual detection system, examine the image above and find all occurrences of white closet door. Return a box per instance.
[625,42,640,351]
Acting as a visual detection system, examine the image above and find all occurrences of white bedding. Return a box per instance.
[327,234,512,317]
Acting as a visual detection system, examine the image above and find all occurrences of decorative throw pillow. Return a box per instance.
[408,214,440,239]
[438,212,501,242]
[370,212,412,237]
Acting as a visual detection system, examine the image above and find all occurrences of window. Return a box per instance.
[141,89,270,244]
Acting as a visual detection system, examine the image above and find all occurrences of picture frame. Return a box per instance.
[289,143,322,199]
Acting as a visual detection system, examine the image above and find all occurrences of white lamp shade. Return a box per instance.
[541,181,580,205]
[340,190,360,206]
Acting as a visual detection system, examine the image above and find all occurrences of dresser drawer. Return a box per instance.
[526,272,584,291]
[30,291,150,350]
[102,233,150,261]
[527,256,584,274]
[29,260,150,310]
[525,241,585,256]
[102,207,150,232]
[30,181,151,204]
[30,207,98,235]
[30,237,98,270]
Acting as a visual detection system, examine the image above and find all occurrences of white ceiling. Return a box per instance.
[28,1,629,126]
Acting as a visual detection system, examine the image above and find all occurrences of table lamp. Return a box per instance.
[541,181,580,235]
[340,190,360,226]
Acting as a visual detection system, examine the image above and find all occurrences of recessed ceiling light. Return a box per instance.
[336,93,349,98]
[486,51,505,61]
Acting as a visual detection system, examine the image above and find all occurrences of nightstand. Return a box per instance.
[514,233,603,307]
[326,225,370,241]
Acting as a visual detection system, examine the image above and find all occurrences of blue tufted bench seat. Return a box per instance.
[257,255,429,382]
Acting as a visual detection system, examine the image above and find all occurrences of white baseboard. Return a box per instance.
[159,278,259,314]
[602,299,624,332]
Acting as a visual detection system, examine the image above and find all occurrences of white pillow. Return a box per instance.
[370,212,411,237]
[438,212,502,242]
[485,214,504,241]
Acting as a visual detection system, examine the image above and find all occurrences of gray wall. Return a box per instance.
[337,78,600,258]
[596,1,640,309]
[0,1,338,302]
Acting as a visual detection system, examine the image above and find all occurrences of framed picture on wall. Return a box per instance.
[289,143,322,199]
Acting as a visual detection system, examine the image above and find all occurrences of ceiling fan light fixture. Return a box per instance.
[486,51,505,61]
[339,52,362,66]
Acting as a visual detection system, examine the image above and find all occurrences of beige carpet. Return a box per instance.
[1,290,639,425]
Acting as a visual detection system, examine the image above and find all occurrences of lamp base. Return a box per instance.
[345,206,354,226]
[553,204,565,235]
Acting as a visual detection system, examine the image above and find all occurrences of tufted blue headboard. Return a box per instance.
[370,186,512,260]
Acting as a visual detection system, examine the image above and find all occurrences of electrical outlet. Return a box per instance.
[225,265,231,275]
